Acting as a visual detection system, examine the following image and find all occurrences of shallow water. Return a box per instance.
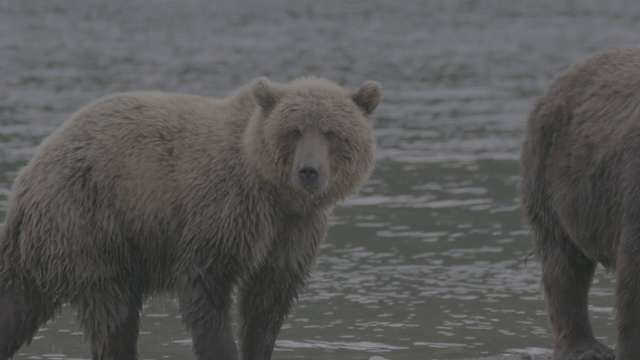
[1,1,638,359]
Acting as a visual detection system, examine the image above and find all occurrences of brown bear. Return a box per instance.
[520,48,640,360]
[0,76,381,360]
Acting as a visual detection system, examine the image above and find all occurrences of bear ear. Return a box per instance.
[352,80,382,115]
[252,77,281,112]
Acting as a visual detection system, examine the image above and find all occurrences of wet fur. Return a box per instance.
[521,47,640,360]
[0,76,381,360]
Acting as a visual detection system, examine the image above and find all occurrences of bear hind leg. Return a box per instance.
[74,283,143,360]
[534,224,614,360]
[0,278,58,360]
[613,225,640,359]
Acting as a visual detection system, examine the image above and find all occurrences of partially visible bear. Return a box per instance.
[0,76,381,360]
[521,48,640,360]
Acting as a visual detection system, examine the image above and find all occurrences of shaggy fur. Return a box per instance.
[521,48,640,360]
[0,76,381,360]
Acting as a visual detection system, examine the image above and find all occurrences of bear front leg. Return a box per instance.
[74,282,144,360]
[615,225,640,359]
[238,257,312,360]
[534,225,614,360]
[178,272,239,360]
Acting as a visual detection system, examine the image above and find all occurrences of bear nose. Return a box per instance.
[298,165,319,189]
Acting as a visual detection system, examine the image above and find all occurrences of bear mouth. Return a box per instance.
[296,181,326,196]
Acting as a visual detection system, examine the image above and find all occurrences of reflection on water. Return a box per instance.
[0,0,634,359]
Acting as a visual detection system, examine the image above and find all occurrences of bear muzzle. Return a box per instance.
[297,163,326,193]
[291,132,330,194]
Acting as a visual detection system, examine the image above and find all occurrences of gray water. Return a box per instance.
[1,1,638,359]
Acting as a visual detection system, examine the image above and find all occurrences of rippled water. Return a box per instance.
[2,1,639,359]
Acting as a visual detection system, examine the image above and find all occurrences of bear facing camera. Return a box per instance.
[0,76,382,360]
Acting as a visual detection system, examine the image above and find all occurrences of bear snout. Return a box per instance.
[298,164,322,192]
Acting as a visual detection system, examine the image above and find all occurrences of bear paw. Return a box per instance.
[554,340,614,360]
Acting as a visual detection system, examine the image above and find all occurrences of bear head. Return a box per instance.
[244,76,381,212]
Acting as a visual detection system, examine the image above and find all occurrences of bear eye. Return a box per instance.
[324,130,337,141]
[289,129,302,140]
